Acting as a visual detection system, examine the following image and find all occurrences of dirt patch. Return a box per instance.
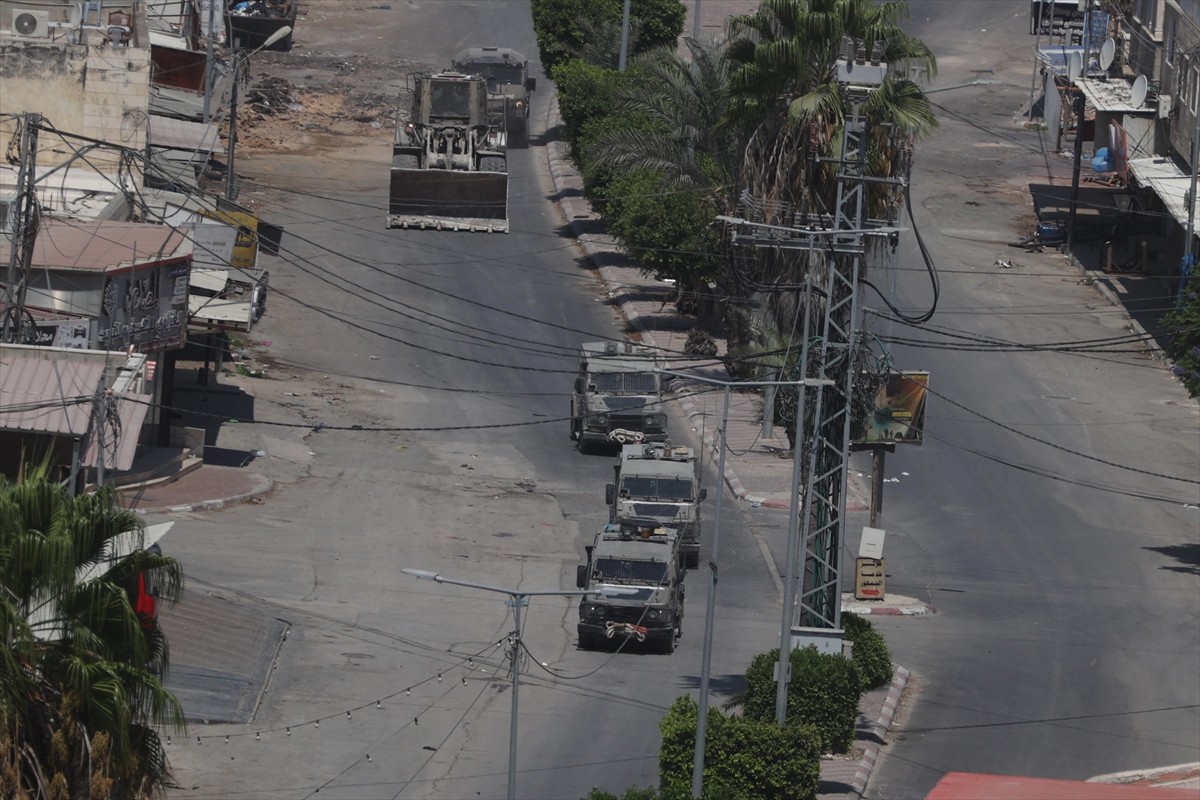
[228,0,440,154]
[233,74,393,153]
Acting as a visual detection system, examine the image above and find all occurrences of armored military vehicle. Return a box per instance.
[389,71,509,232]
[452,47,536,148]
[606,443,706,569]
[570,341,668,453]
[576,519,684,653]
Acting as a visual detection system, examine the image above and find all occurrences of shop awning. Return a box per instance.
[1128,156,1200,230]
[0,347,150,471]
[189,294,256,331]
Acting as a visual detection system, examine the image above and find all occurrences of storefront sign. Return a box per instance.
[30,318,94,349]
[98,259,190,352]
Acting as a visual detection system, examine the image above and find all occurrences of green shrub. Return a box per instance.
[659,696,820,800]
[604,169,722,287]
[742,647,862,753]
[583,789,663,800]
[551,59,628,152]
[842,611,893,690]
[574,110,661,209]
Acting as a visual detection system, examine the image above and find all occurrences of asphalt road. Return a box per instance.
[159,3,781,799]
[155,1,1200,799]
[860,2,1200,797]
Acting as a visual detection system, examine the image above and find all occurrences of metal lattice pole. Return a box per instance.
[796,96,869,630]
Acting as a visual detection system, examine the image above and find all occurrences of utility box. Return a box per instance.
[855,526,887,600]
[791,626,845,655]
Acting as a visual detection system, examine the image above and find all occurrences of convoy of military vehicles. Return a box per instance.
[566,340,706,654]
[386,48,700,652]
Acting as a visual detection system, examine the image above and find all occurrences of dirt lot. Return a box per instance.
[228,1,439,153]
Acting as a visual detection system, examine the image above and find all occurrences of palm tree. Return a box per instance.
[590,36,744,195]
[719,0,937,367]
[0,465,184,798]
[725,0,936,213]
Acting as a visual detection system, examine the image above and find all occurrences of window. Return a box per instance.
[1136,0,1160,33]
[620,477,693,501]
[1166,16,1177,65]
[595,558,668,584]
[590,371,658,393]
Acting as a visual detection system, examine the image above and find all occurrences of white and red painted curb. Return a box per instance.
[131,474,274,516]
[845,604,937,616]
[852,665,910,797]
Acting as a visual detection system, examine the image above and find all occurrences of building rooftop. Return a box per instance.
[0,219,186,271]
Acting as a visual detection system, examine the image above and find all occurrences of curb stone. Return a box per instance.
[131,473,274,516]
[850,665,910,797]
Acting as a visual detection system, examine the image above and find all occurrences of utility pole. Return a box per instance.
[202,0,217,123]
[1066,89,1086,254]
[224,25,291,200]
[401,569,629,800]
[717,46,905,726]
[618,0,631,71]
[1,113,41,344]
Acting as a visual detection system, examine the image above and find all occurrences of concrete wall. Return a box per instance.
[0,2,151,174]
[1162,6,1200,164]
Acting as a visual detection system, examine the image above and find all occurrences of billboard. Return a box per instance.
[852,371,929,445]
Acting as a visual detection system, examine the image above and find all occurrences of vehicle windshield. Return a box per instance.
[620,477,692,500]
[462,64,524,86]
[430,80,471,118]
[590,371,658,393]
[595,557,668,585]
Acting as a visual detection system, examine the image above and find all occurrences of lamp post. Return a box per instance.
[225,25,291,200]
[401,568,631,800]
[657,368,830,797]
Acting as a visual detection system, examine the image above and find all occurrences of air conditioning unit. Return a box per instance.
[1158,93,1174,120]
[11,8,50,38]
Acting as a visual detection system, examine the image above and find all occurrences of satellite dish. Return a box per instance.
[1068,51,1083,80]
[1099,38,1116,71]
[1131,74,1148,107]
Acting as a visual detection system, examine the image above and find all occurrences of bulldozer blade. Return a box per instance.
[388,169,509,233]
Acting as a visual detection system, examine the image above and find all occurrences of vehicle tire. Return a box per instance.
[662,633,675,655]
[578,633,594,650]
[686,550,700,570]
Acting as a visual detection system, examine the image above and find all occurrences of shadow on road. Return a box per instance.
[1143,542,1200,575]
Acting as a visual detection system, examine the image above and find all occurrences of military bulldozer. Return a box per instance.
[388,71,509,233]
[452,47,536,148]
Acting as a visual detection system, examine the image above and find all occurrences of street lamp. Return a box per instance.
[225,25,291,200]
[657,368,831,798]
[401,568,632,800]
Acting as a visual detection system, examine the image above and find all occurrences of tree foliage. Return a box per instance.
[659,695,821,800]
[0,464,185,797]
[532,0,686,73]
[1163,275,1200,396]
[742,646,862,753]
[551,58,631,154]
[605,168,723,288]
